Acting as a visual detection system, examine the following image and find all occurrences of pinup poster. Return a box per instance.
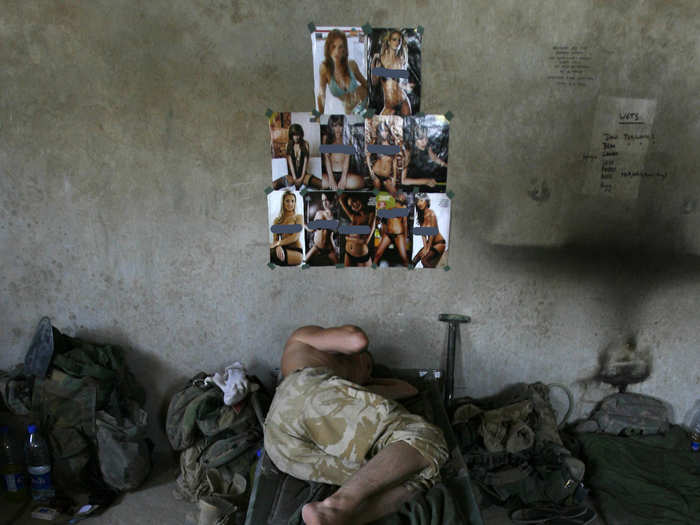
[411,193,451,269]
[311,27,369,116]
[402,115,449,193]
[365,115,404,197]
[269,112,322,191]
[367,27,422,116]
[374,191,414,268]
[268,190,305,267]
[320,114,370,191]
[336,191,376,267]
[304,191,340,266]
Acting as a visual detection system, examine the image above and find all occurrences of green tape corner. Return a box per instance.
[362,22,372,35]
[365,108,375,118]
[308,22,316,33]
[371,263,378,270]
[415,112,425,118]
[444,265,451,272]
[268,262,276,269]
[446,190,455,199]
[417,26,424,35]
[407,264,415,270]
[311,109,321,118]
[302,263,310,270]
[300,188,309,197]
[336,189,344,195]
[413,186,419,194]
[265,108,274,118]
[335,263,345,269]
[444,111,454,121]
[264,186,274,195]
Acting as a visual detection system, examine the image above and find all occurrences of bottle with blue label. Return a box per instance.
[25,424,55,500]
[1,424,28,501]
[687,400,700,452]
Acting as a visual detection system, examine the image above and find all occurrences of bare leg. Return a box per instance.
[305,245,319,263]
[373,235,391,265]
[345,173,367,190]
[301,442,429,525]
[394,235,409,267]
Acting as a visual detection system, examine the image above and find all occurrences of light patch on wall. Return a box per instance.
[581,96,657,200]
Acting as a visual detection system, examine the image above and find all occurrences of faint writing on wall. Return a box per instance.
[548,45,594,87]
[582,97,659,199]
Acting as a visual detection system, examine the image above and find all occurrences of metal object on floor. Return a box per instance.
[438,313,471,410]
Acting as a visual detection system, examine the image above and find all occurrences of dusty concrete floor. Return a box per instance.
[4,460,606,525]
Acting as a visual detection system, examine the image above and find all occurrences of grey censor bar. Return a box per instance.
[377,208,410,219]
[367,144,400,155]
[371,67,409,79]
[320,144,355,154]
[308,220,339,230]
[270,224,303,234]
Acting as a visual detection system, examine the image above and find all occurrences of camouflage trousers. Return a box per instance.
[264,367,448,491]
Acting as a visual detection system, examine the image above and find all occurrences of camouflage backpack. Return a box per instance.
[575,392,670,436]
[453,382,584,506]
[166,373,268,503]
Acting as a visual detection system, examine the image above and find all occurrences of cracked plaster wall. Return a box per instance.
[1,0,699,449]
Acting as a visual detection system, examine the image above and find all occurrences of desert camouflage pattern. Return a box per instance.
[264,367,448,491]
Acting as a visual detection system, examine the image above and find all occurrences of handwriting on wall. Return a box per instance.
[582,97,659,199]
[548,45,594,87]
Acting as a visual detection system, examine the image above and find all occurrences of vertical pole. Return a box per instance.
[438,314,471,410]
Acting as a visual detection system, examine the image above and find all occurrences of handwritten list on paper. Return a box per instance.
[548,45,595,87]
[582,97,658,199]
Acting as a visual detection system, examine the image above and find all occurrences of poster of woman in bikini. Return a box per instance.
[303,191,339,266]
[269,112,322,190]
[367,27,422,116]
[312,27,368,115]
[411,193,451,269]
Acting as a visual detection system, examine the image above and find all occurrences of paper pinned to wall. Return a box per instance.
[582,96,657,200]
[268,190,305,267]
[411,193,451,269]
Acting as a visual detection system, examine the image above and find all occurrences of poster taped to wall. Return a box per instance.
[402,115,449,192]
[304,191,340,266]
[320,114,370,190]
[365,115,404,197]
[268,190,305,267]
[311,27,369,115]
[269,112,322,190]
[411,193,450,269]
[367,27,422,116]
[337,191,376,267]
[374,191,414,268]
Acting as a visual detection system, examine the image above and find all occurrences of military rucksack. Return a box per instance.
[575,392,670,436]
[166,373,268,504]
[453,382,585,506]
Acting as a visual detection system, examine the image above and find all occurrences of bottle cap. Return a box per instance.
[27,424,37,434]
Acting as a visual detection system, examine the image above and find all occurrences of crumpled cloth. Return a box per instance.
[204,362,249,406]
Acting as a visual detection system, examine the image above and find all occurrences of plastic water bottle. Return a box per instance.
[687,400,700,452]
[25,424,55,500]
[1,425,28,501]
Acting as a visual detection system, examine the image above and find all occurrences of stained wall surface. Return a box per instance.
[1,0,699,449]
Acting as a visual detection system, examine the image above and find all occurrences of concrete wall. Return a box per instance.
[2,0,699,449]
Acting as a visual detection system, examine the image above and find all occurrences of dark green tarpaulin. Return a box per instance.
[575,426,700,525]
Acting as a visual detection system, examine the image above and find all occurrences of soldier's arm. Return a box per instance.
[285,325,368,355]
[364,377,418,400]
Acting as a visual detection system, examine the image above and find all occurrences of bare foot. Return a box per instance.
[301,499,355,525]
